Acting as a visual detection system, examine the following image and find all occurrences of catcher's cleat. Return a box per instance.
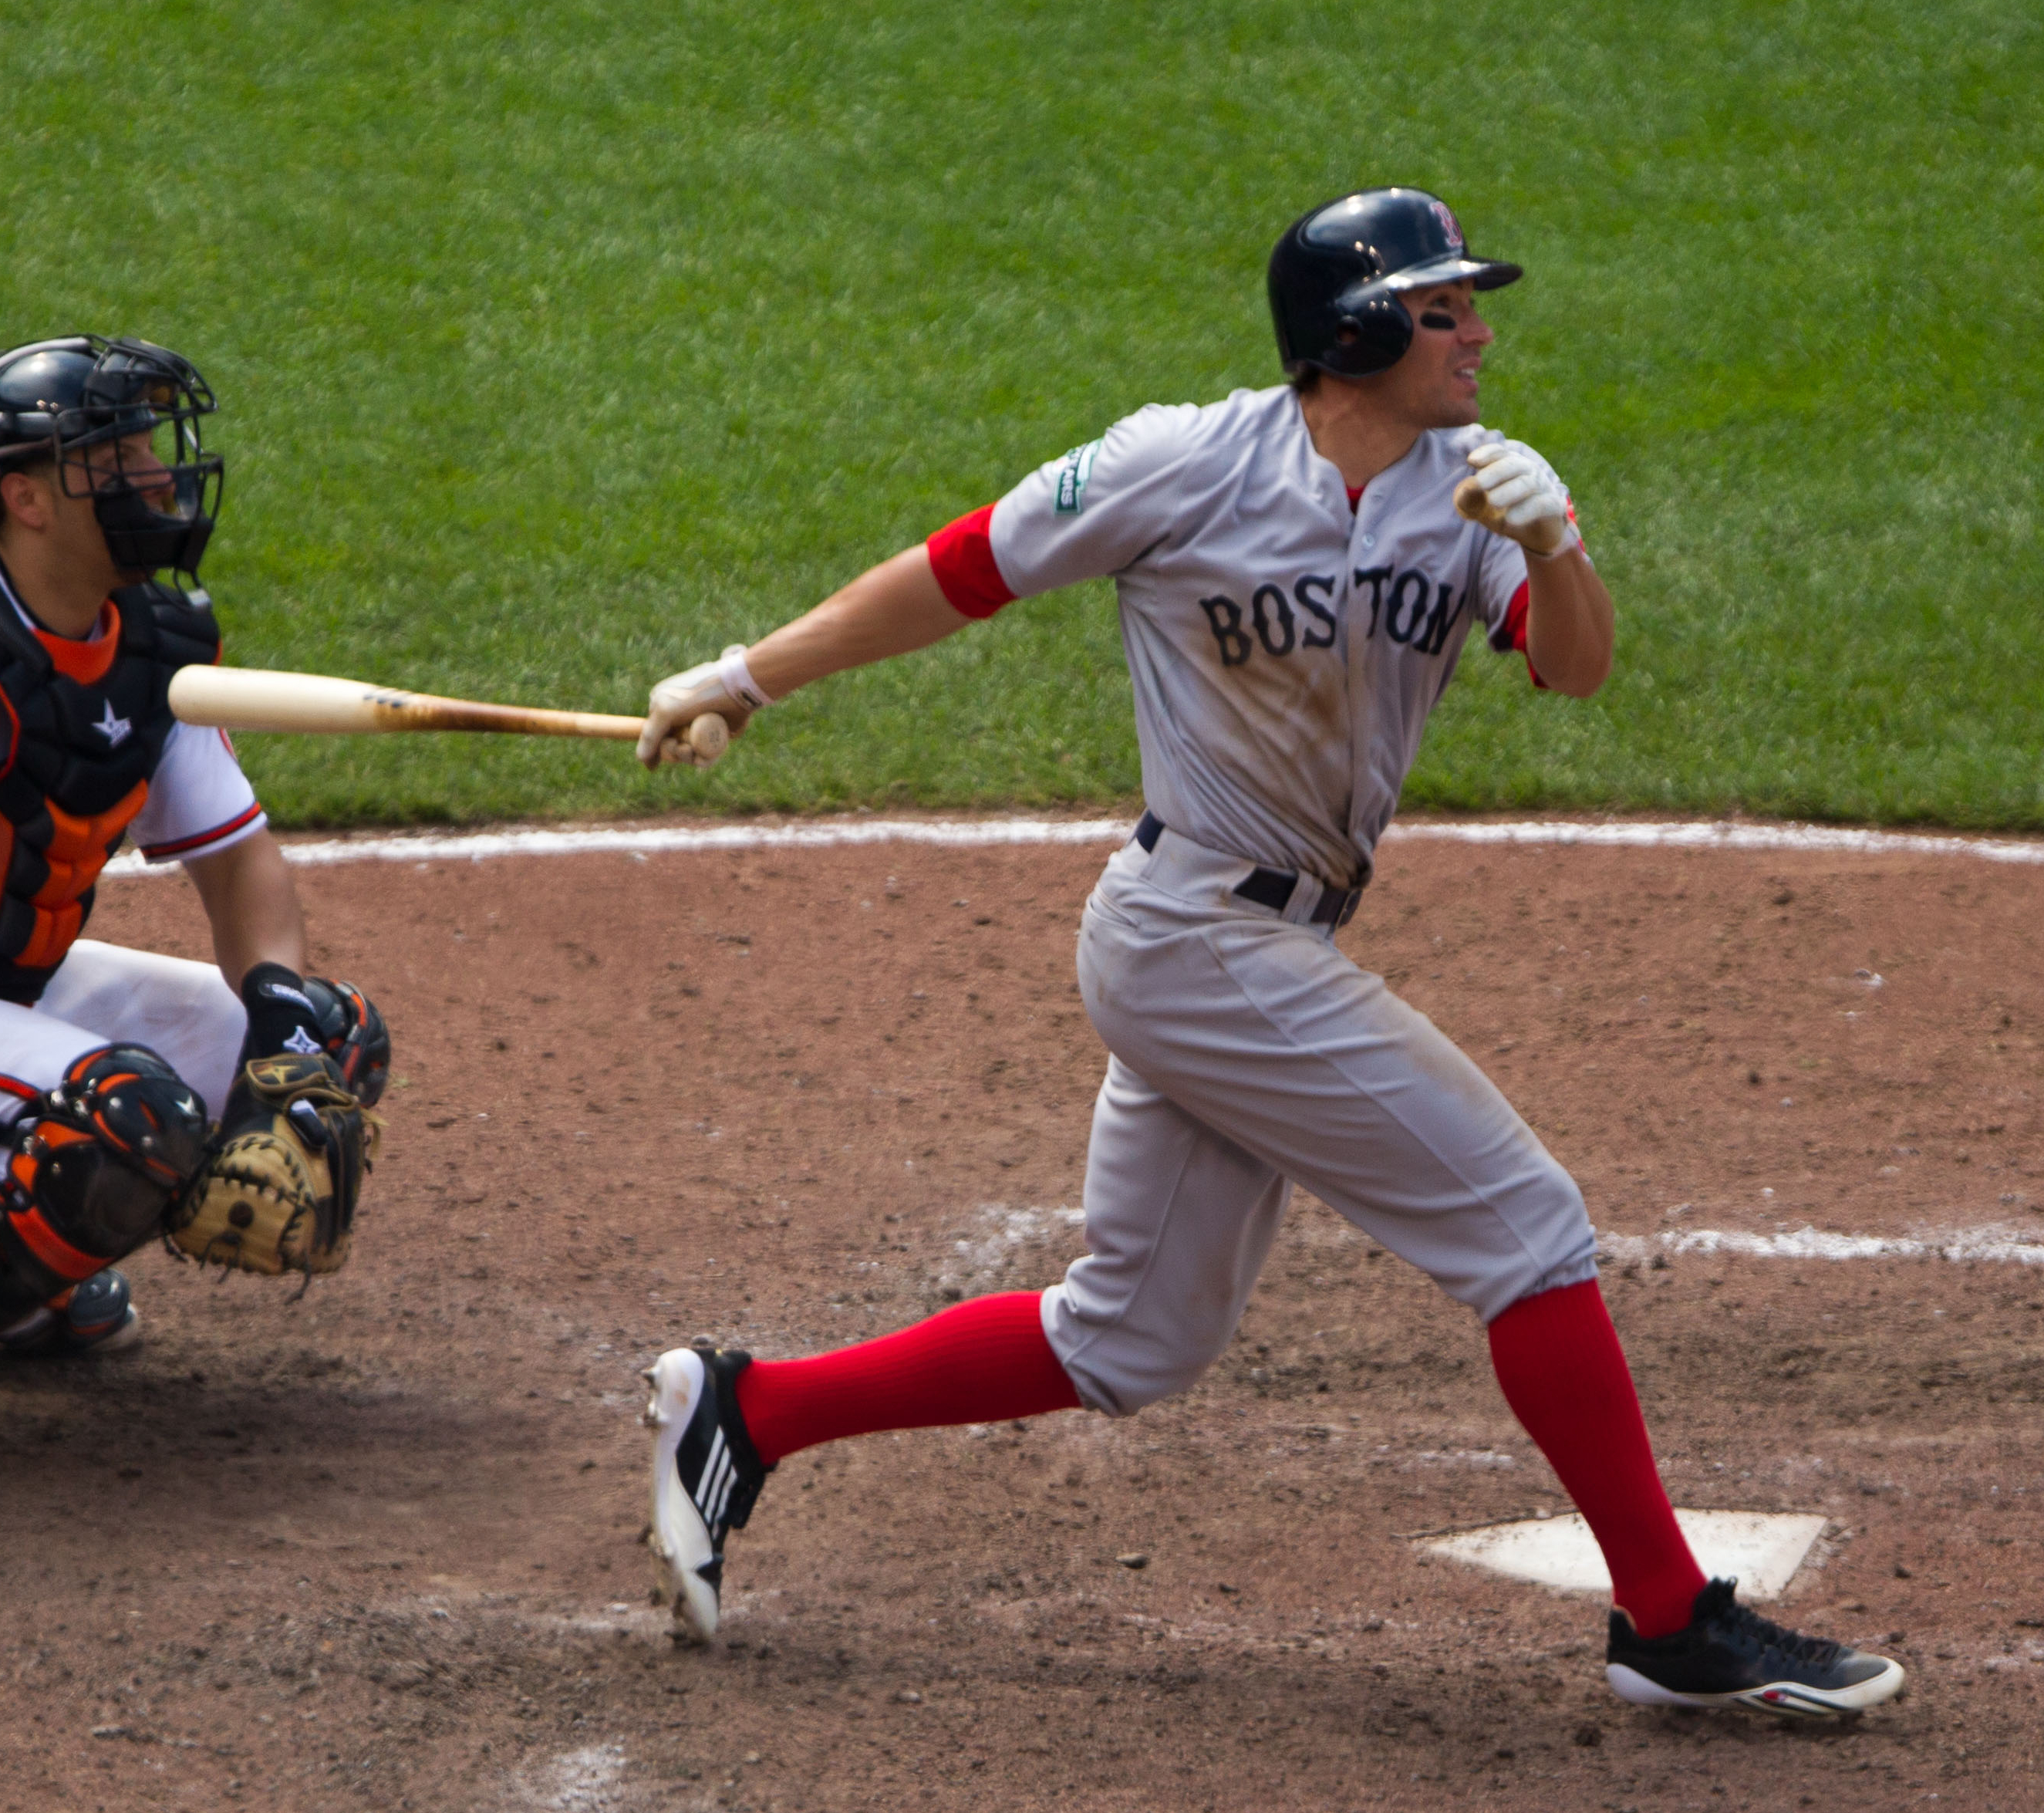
[644,1343,771,1643]
[0,1268,140,1357]
[1607,1577,1904,1717]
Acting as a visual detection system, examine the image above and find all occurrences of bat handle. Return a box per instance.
[1453,476,1492,522]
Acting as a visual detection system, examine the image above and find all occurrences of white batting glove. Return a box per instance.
[637,644,771,768]
[1461,440,1580,559]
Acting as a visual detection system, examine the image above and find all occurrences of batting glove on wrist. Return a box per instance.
[637,645,765,768]
[1459,440,1580,559]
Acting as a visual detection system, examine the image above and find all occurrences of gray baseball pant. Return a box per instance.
[1041,827,1599,1417]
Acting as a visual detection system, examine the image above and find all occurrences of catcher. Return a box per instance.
[0,335,385,1357]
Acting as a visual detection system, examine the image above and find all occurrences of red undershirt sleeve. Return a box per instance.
[1499,579,1549,690]
[925,504,1015,620]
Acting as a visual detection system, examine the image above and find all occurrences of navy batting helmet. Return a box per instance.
[0,335,221,577]
[1267,188,1521,379]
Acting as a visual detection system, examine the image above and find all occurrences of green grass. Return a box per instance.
[2,0,2038,826]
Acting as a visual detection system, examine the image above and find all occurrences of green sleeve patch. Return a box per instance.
[1054,439,1101,514]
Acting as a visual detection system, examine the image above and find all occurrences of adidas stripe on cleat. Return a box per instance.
[643,1343,771,1643]
[1607,1577,1905,1718]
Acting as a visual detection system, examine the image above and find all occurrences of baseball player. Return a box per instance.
[636,191,1902,1717]
[0,336,386,1359]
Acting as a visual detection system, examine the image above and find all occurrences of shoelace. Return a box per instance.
[1716,1595,1846,1669]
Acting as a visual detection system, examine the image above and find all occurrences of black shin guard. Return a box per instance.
[0,1045,209,1305]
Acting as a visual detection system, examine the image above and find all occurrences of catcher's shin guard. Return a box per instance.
[0,1045,208,1315]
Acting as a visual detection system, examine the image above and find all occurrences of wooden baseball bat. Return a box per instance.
[167,666,730,761]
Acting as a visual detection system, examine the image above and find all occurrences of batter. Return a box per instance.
[636,190,1902,1718]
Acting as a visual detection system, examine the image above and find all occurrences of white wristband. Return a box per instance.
[717,645,774,711]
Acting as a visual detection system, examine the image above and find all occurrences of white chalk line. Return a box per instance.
[99,814,2044,878]
[1390,819,2044,865]
[937,1202,2044,1275]
[1601,1223,2044,1267]
[102,815,1135,877]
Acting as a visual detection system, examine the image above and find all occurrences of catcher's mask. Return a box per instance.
[0,334,222,579]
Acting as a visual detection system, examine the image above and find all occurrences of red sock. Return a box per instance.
[1487,1279,1706,1639]
[734,1290,1081,1467]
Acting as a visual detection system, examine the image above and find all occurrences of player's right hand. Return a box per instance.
[639,658,749,769]
[1460,440,1580,559]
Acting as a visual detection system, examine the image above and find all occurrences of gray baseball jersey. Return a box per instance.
[986,383,1547,886]
[931,383,1599,1410]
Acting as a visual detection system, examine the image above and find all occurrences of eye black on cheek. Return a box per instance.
[1418,310,1457,331]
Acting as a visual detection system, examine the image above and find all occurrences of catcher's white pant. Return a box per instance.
[0,940,245,1126]
[1043,827,1599,1417]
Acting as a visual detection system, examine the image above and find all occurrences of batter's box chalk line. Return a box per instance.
[98,813,2044,878]
[1600,1223,2044,1266]
[1424,1510,1828,1601]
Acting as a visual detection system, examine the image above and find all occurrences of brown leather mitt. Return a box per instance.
[165,1053,379,1278]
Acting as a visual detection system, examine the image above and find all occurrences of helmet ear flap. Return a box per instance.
[1323,289,1413,376]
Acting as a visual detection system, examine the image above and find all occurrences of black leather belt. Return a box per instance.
[1134,810,1362,928]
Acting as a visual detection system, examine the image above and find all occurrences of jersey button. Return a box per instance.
[1361,532,1377,549]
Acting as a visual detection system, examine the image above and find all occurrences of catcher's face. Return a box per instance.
[1383,279,1493,427]
[76,430,179,505]
[52,431,177,583]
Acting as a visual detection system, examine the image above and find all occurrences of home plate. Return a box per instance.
[1423,1511,1828,1602]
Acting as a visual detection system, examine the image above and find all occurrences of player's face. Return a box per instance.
[25,432,174,587]
[69,431,176,580]
[79,431,178,508]
[1390,280,1492,427]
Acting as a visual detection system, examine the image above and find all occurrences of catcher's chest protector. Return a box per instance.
[0,581,220,1004]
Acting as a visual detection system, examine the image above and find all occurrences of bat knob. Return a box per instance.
[1453,476,1490,522]
[687,713,730,764]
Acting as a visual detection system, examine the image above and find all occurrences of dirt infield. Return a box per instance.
[4,819,2042,1812]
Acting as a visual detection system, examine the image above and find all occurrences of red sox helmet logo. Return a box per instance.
[1429,201,1464,252]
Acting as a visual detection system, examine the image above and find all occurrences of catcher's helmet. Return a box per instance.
[0,335,221,577]
[1267,188,1521,379]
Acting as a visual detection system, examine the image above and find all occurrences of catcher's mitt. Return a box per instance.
[164,1052,379,1277]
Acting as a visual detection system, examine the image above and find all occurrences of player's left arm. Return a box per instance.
[639,404,1198,768]
[1461,440,1613,697]
[183,829,309,990]
[172,830,387,1281]
[1520,546,1613,698]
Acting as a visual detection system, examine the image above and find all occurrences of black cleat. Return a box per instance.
[643,1343,772,1641]
[1,1268,141,1357]
[1607,1577,1904,1717]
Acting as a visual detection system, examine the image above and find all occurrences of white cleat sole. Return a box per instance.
[1607,1656,1906,1717]
[644,1347,720,1643]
